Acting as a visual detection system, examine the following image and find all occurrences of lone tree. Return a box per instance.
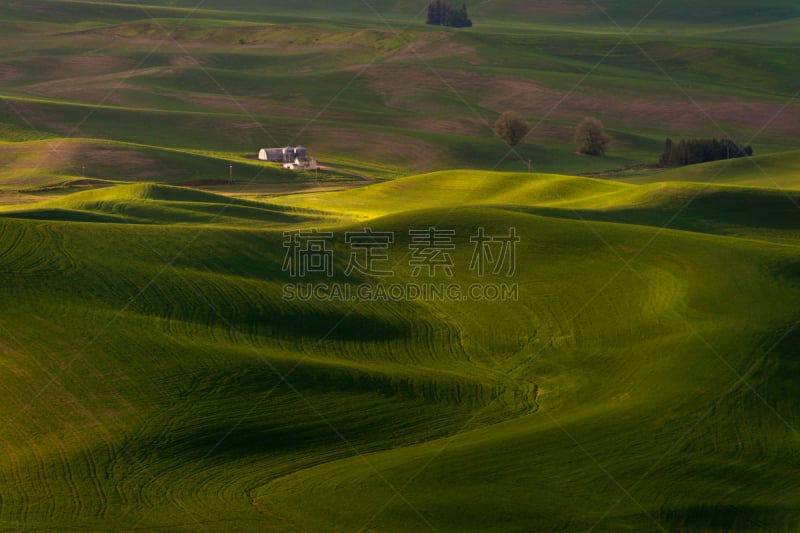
[493,111,530,146]
[575,117,611,156]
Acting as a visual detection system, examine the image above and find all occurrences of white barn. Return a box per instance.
[258,145,309,163]
[258,148,284,162]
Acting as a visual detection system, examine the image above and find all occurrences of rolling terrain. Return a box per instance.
[0,167,799,530]
[1,0,799,185]
[0,1,799,532]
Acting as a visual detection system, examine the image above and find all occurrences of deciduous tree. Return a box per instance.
[575,117,611,156]
[493,111,530,147]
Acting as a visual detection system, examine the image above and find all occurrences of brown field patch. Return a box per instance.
[302,124,442,171]
[79,147,177,181]
[0,140,182,182]
[570,94,800,139]
[481,78,800,139]
[169,55,201,67]
[4,55,137,84]
[180,179,234,186]
[27,80,142,106]
[392,116,487,136]
[23,66,167,106]
[0,64,23,82]
[176,92,345,121]
[386,32,478,64]
[357,66,495,114]
[57,55,131,75]
[477,77,564,115]
[359,66,800,141]
[475,0,595,17]
[0,140,82,171]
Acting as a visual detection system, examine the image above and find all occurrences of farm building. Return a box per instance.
[283,156,318,171]
[258,148,283,162]
[258,145,308,163]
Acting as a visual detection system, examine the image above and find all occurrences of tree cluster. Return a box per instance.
[659,137,753,166]
[426,1,472,28]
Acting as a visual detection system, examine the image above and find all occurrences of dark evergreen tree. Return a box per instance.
[426,0,471,27]
[678,139,688,165]
[426,0,442,25]
[659,137,753,166]
[660,138,673,166]
[667,141,682,166]
[687,139,704,164]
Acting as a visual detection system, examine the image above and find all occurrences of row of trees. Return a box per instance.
[493,112,611,156]
[659,137,753,166]
[492,111,754,167]
[426,1,472,28]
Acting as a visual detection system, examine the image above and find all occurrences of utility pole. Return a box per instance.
[229,164,233,182]
[528,159,532,173]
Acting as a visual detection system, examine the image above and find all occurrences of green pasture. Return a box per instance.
[0,169,798,530]
[0,138,359,194]
[0,0,798,181]
[0,1,799,531]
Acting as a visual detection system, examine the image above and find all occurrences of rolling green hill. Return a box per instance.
[1,1,800,531]
[270,166,800,243]
[0,139,284,190]
[624,149,800,190]
[34,0,800,24]
[1,0,799,183]
[0,183,334,226]
[0,169,798,530]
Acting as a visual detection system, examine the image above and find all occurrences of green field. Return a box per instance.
[1,0,799,182]
[0,1,799,531]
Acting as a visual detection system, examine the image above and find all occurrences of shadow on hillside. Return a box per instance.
[657,503,798,532]
[508,188,800,237]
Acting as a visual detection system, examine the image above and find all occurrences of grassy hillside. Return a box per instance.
[0,183,337,226]
[0,170,798,530]
[623,149,800,190]
[269,167,800,242]
[36,0,800,24]
[0,138,361,199]
[1,0,799,185]
[1,1,799,531]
